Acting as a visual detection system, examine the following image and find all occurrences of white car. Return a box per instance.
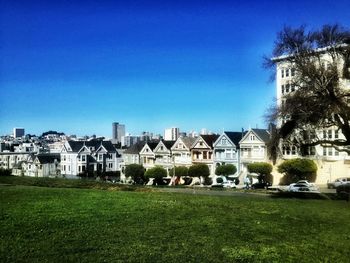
[288,181,319,192]
[327,177,350,189]
[211,176,236,188]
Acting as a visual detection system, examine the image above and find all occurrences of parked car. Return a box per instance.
[211,176,236,188]
[288,181,319,192]
[251,182,272,189]
[327,177,350,189]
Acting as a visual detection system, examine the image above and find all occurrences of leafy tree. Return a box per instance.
[215,164,237,176]
[169,166,188,178]
[247,162,273,183]
[264,24,350,160]
[144,166,167,185]
[188,164,210,184]
[124,164,145,185]
[277,158,317,184]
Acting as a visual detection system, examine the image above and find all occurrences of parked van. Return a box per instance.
[327,177,350,189]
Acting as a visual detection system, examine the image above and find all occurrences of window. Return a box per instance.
[335,130,339,139]
[286,68,289,77]
[281,85,285,94]
[328,148,333,156]
[82,155,86,162]
[203,151,207,159]
[63,155,66,161]
[78,166,81,172]
[222,138,227,145]
[323,130,327,139]
[291,85,295,92]
[82,165,86,172]
[335,150,339,156]
[291,68,296,76]
[323,147,327,156]
[292,146,297,155]
[281,69,284,78]
[250,135,255,141]
[328,130,332,139]
[98,154,103,161]
[285,83,290,93]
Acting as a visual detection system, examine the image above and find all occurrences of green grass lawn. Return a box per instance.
[1,177,350,262]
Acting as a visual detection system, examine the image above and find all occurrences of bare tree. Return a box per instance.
[264,24,350,160]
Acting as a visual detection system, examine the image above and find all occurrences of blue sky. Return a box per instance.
[1,0,349,137]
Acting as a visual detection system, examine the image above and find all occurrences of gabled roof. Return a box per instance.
[224,131,245,146]
[251,129,270,143]
[147,141,160,151]
[181,137,197,149]
[239,129,271,144]
[124,141,146,154]
[66,140,117,153]
[200,134,220,148]
[162,140,176,149]
[36,153,61,164]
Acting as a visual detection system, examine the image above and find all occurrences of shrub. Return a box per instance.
[188,164,210,178]
[124,164,145,185]
[247,162,273,183]
[144,166,167,185]
[336,184,350,201]
[0,168,12,176]
[188,164,210,185]
[278,158,317,185]
[215,164,237,176]
[169,166,188,178]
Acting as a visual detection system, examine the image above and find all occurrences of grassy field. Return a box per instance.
[1,177,350,262]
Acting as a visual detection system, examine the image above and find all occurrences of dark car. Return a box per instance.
[251,182,272,189]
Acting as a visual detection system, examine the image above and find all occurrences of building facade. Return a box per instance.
[112,122,125,144]
[164,127,179,141]
[275,51,350,184]
[60,140,120,178]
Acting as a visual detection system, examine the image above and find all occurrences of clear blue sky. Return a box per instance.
[1,0,349,137]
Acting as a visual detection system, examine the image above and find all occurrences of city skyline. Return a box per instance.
[1,0,349,137]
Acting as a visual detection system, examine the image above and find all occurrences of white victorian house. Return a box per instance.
[239,128,270,173]
[171,136,196,167]
[139,141,159,170]
[153,140,176,173]
[213,131,243,175]
[191,134,219,175]
[60,140,120,178]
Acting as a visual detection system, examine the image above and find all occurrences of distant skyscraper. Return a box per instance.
[112,122,125,144]
[164,127,179,141]
[13,127,25,138]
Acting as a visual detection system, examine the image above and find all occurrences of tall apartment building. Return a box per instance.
[13,128,25,138]
[164,127,179,141]
[274,45,350,184]
[112,122,125,144]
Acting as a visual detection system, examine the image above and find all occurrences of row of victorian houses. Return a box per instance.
[121,128,271,180]
[1,128,271,183]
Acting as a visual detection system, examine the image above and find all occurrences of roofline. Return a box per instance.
[271,43,349,62]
